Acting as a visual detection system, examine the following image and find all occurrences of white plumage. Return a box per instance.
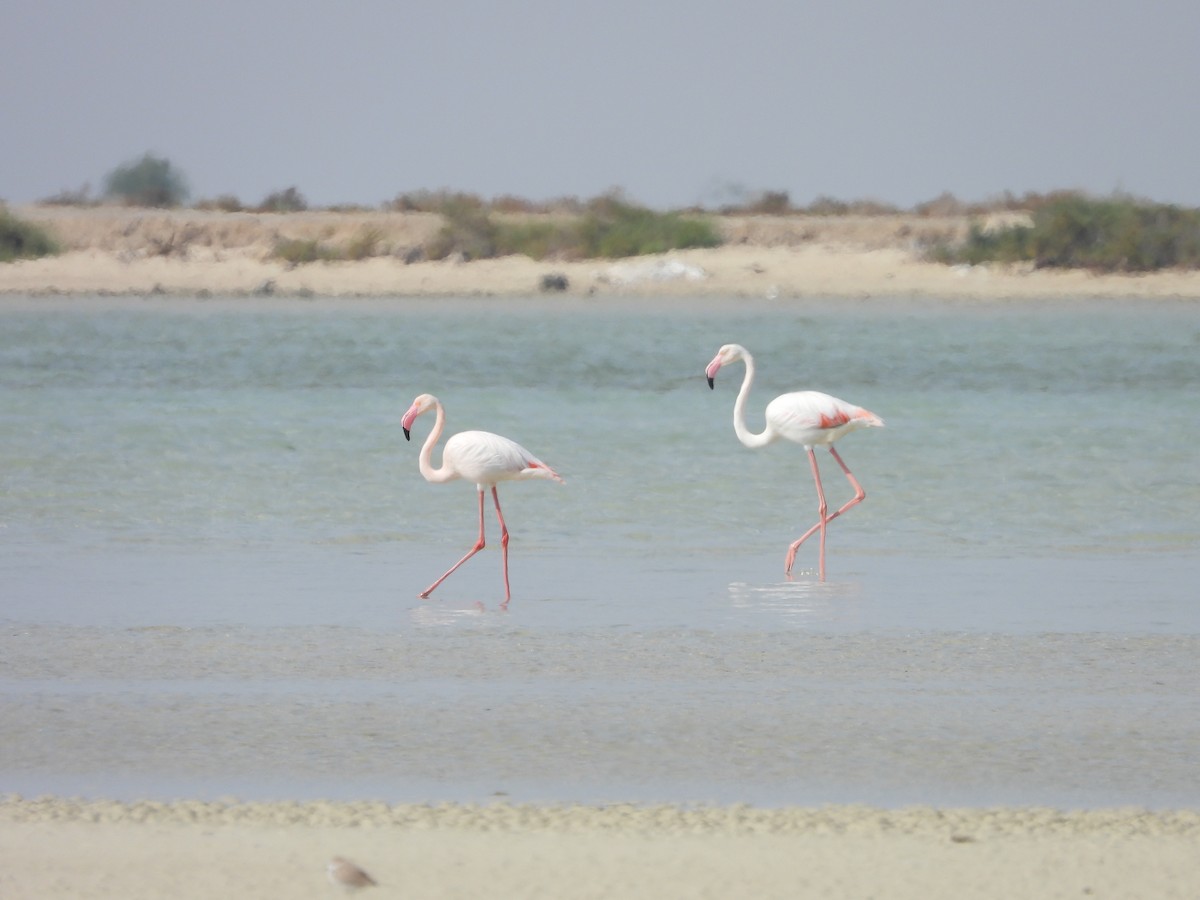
[400,393,563,606]
[706,343,883,580]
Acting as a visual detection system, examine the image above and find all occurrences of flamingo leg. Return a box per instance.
[491,486,512,606]
[420,487,487,599]
[784,446,867,580]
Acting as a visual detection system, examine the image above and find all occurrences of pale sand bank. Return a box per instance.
[6,245,1200,302]
[3,797,1198,899]
[5,205,1200,300]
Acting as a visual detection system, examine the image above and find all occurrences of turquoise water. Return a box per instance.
[2,295,1199,807]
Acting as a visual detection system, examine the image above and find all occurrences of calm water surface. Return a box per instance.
[2,295,1198,808]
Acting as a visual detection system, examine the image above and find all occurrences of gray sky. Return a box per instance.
[4,0,1198,210]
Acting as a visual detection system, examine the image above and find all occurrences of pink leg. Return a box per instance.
[420,488,487,599]
[491,486,512,606]
[784,446,867,580]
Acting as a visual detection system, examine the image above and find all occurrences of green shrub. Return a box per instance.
[954,222,1034,265]
[0,207,61,262]
[344,227,384,261]
[425,200,499,260]
[387,190,485,214]
[1031,195,1200,271]
[195,194,244,212]
[493,219,576,259]
[943,195,1200,272]
[257,187,307,213]
[103,153,189,207]
[40,184,95,206]
[271,238,337,265]
[803,195,901,216]
[576,198,721,258]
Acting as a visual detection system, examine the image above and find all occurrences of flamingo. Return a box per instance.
[705,344,884,580]
[401,393,563,605]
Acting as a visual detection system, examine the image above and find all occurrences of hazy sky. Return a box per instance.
[4,1,1198,210]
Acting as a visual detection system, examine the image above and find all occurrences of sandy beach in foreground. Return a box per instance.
[5,205,1200,301]
[3,797,1199,899]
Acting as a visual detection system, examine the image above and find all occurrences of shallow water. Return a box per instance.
[2,295,1199,808]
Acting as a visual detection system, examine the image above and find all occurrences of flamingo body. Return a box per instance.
[401,393,562,606]
[762,390,883,448]
[440,429,561,487]
[706,344,883,580]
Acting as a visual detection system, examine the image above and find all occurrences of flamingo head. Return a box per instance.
[401,393,438,441]
[706,344,748,389]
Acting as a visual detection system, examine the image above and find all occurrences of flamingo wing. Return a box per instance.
[766,391,884,446]
[443,430,563,485]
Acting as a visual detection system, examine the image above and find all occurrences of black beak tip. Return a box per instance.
[706,376,714,390]
[403,427,411,441]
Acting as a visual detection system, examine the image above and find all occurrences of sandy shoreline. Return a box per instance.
[3,797,1198,899]
[5,205,1200,301]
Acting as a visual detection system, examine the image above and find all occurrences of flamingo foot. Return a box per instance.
[784,525,820,575]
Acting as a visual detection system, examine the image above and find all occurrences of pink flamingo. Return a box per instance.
[705,344,884,580]
[401,393,563,605]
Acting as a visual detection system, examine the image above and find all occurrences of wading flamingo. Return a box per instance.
[705,344,884,580]
[401,393,563,605]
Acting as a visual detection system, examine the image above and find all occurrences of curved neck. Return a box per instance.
[418,400,458,483]
[732,352,774,448]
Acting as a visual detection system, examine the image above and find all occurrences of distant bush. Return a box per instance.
[324,202,374,213]
[0,206,60,262]
[492,218,568,260]
[387,190,485,214]
[104,153,189,207]
[490,194,541,214]
[720,190,793,215]
[1031,195,1200,271]
[271,237,338,265]
[256,187,307,213]
[801,195,901,216]
[422,194,721,261]
[576,195,722,258]
[940,222,1034,265]
[941,194,1200,272]
[425,199,499,260]
[195,194,245,212]
[40,184,96,207]
[269,228,387,265]
[344,227,384,261]
[913,191,969,218]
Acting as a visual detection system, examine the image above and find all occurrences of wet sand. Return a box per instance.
[3,796,1199,899]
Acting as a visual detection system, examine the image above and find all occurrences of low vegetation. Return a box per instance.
[271,237,341,265]
[103,153,189,208]
[932,194,1200,272]
[425,193,722,262]
[255,186,307,213]
[23,155,1200,271]
[575,196,722,258]
[0,206,60,262]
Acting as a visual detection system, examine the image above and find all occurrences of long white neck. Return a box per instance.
[732,351,775,449]
[418,400,459,483]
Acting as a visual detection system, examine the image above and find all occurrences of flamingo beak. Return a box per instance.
[705,357,721,389]
[401,402,420,440]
